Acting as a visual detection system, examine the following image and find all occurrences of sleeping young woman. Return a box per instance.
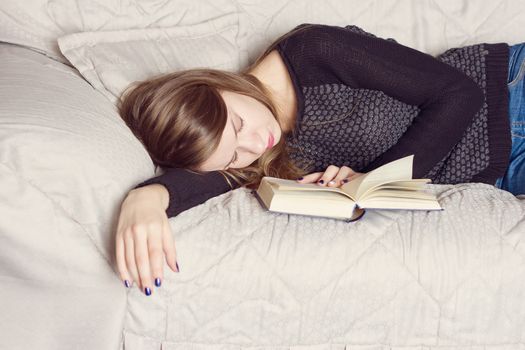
[114,23,525,296]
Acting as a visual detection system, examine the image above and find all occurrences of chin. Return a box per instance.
[273,133,282,147]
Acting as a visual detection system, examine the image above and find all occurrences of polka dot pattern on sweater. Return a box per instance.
[283,24,502,185]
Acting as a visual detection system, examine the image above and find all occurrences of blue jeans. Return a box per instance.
[494,42,525,195]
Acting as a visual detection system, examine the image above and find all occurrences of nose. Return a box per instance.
[238,132,266,156]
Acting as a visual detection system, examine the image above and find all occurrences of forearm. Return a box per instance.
[361,78,484,177]
[288,25,485,177]
[134,168,239,218]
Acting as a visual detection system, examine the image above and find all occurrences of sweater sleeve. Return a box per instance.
[134,168,239,218]
[280,24,485,178]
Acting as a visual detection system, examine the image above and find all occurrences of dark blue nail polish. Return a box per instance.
[155,278,161,287]
[297,177,303,181]
[342,179,349,183]
[145,287,151,296]
[124,280,131,288]
[318,180,324,184]
[176,261,180,272]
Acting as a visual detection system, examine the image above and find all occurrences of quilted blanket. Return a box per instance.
[1,0,525,349]
[123,183,525,349]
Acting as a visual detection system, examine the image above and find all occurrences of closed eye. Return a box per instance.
[231,117,245,163]
[238,116,245,133]
[226,115,244,168]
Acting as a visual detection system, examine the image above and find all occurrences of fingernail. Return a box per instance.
[328,180,335,185]
[342,179,349,183]
[318,180,324,184]
[145,287,151,296]
[155,278,161,287]
[124,280,131,288]
[296,177,303,181]
[176,261,180,272]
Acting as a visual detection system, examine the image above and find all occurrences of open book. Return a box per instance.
[254,155,443,221]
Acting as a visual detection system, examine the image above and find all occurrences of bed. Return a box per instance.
[1,1,524,349]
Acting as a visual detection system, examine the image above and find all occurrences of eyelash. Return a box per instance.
[238,117,245,133]
[230,117,244,166]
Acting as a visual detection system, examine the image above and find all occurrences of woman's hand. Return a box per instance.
[115,184,179,296]
[296,165,364,187]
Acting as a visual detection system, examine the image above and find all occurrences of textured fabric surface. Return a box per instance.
[429,44,511,185]
[0,43,155,349]
[57,12,248,103]
[122,183,525,349]
[1,1,525,350]
[287,82,419,172]
[0,0,240,63]
[280,24,509,187]
[2,0,525,65]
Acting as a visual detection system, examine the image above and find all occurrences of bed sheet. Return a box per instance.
[1,0,525,64]
[0,43,154,350]
[123,183,525,349]
[235,0,525,64]
[1,1,525,349]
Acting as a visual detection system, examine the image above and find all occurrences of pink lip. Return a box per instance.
[267,133,274,150]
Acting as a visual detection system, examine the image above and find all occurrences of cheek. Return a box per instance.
[237,153,260,168]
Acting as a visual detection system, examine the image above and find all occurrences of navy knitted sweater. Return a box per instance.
[135,23,511,218]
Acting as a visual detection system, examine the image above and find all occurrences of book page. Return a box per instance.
[360,188,437,201]
[375,180,430,189]
[263,177,357,201]
[372,182,428,192]
[359,179,431,199]
[341,155,415,199]
[358,196,443,210]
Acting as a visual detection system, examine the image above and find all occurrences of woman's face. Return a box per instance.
[197,90,282,171]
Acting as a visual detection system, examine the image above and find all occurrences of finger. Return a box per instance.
[162,222,179,273]
[296,172,324,184]
[148,232,164,288]
[133,227,153,296]
[343,172,364,184]
[318,165,340,186]
[116,234,132,288]
[124,231,140,288]
[333,166,357,186]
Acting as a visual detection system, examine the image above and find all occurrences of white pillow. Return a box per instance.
[57,12,248,103]
[0,0,240,63]
[0,42,157,348]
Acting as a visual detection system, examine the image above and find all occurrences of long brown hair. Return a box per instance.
[118,24,314,189]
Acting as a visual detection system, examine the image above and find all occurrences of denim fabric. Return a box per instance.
[494,42,525,195]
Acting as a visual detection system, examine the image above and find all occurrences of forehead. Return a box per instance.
[221,90,244,105]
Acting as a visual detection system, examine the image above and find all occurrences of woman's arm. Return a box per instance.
[281,24,485,178]
[134,168,238,218]
[115,184,177,296]
[115,169,239,295]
